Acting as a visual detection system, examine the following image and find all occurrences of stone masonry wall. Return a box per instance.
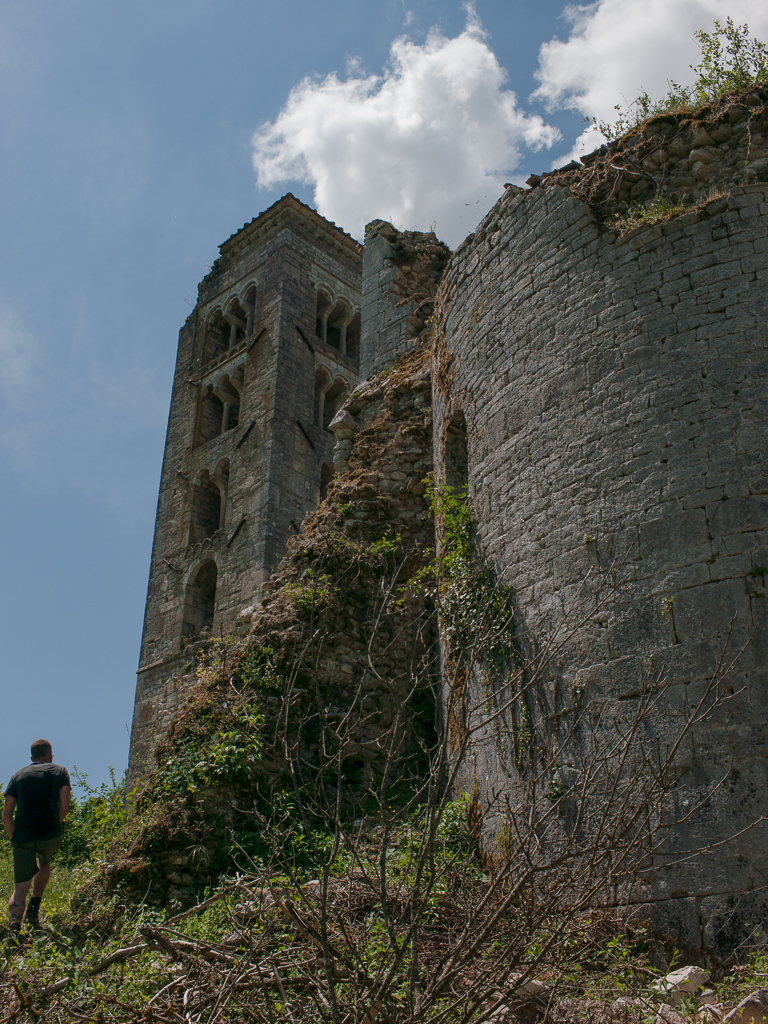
[360,221,449,379]
[129,197,362,785]
[433,180,768,956]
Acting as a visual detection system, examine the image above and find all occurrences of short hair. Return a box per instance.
[30,739,52,760]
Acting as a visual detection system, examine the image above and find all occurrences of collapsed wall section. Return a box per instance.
[434,182,768,955]
[99,346,437,907]
[360,221,450,379]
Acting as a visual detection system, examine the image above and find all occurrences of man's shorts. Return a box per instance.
[11,836,63,884]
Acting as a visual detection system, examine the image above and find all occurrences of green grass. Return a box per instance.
[611,186,729,234]
[0,844,91,930]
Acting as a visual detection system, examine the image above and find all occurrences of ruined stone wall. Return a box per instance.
[433,180,768,954]
[360,221,449,379]
[527,87,768,219]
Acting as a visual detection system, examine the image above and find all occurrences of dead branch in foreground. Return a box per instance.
[0,536,756,1023]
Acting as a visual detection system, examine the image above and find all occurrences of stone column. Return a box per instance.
[339,314,353,356]
[321,309,329,345]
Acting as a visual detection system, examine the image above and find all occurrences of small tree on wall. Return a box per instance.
[592,20,768,140]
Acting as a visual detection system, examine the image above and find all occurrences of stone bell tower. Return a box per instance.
[129,194,362,779]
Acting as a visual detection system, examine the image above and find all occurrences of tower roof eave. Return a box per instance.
[219,194,362,258]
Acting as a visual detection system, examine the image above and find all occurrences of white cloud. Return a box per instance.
[534,0,768,163]
[252,16,560,246]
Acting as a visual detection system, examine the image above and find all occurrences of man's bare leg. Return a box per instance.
[31,863,50,898]
[8,881,31,927]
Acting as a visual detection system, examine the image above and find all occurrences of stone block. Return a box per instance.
[701,891,768,959]
[673,579,751,642]
[638,509,710,556]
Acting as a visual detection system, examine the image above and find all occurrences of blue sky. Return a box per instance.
[1,0,765,792]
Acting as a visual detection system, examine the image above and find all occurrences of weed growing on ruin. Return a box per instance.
[611,191,687,231]
[286,569,339,617]
[158,704,264,795]
[592,19,767,141]
[0,563,757,1021]
[611,185,730,233]
[238,643,284,693]
[421,476,518,670]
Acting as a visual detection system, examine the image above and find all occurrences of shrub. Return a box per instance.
[593,20,768,141]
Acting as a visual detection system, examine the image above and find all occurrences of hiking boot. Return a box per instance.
[25,897,42,928]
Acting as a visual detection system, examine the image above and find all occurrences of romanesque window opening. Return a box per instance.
[188,471,222,545]
[197,367,245,447]
[198,386,225,444]
[214,370,243,433]
[225,299,248,350]
[204,294,260,367]
[445,413,468,495]
[203,310,228,365]
[243,285,259,336]
[322,377,348,431]
[314,288,360,360]
[315,289,332,343]
[182,559,217,639]
[315,366,332,428]
[328,301,354,353]
[325,303,345,350]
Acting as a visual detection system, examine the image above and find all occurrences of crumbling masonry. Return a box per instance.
[130,91,768,953]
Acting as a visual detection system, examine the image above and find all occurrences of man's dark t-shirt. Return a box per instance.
[4,764,71,843]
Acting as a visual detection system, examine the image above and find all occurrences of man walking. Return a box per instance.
[3,740,71,936]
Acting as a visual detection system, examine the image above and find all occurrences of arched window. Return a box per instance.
[188,471,222,545]
[320,461,335,501]
[315,289,332,342]
[214,458,229,531]
[182,560,218,639]
[203,310,228,365]
[225,299,248,349]
[445,413,468,495]
[198,386,225,444]
[323,377,348,431]
[243,285,259,336]
[326,303,343,350]
[214,371,242,432]
[314,366,332,428]
[328,301,354,353]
